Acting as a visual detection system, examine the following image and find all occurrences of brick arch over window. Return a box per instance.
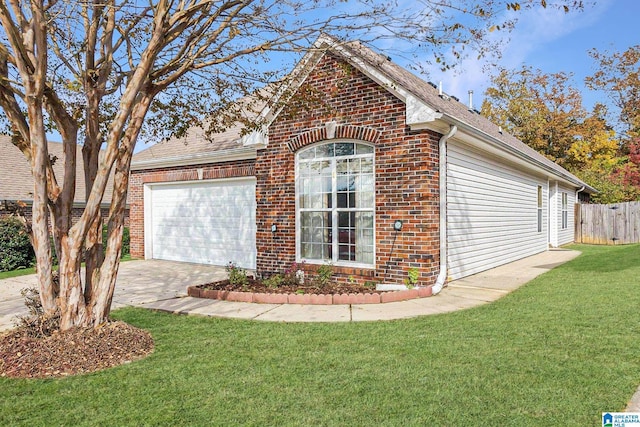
[287,124,381,153]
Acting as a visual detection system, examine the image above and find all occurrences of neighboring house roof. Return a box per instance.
[131,35,595,193]
[0,134,116,207]
[133,91,270,169]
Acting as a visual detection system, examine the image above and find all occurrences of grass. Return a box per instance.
[0,266,36,280]
[0,254,133,280]
[1,244,639,426]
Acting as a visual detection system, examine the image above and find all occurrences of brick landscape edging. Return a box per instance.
[187,285,434,305]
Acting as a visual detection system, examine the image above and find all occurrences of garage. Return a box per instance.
[144,178,256,269]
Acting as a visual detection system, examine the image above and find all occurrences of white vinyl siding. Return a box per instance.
[144,178,256,269]
[447,141,548,280]
[557,185,575,246]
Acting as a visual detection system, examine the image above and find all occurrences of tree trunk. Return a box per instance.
[57,236,87,330]
[29,107,56,316]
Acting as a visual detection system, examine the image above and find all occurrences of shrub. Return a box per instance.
[226,261,248,288]
[15,286,60,338]
[313,263,333,289]
[101,225,130,257]
[0,216,35,272]
[404,267,419,289]
[263,273,284,289]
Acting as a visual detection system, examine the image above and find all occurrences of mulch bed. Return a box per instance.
[199,278,376,295]
[0,321,154,379]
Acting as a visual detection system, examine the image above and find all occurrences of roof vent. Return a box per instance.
[498,126,503,134]
[468,90,474,111]
[427,81,437,89]
[451,95,459,102]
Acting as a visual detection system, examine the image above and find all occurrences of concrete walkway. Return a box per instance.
[0,248,580,331]
[141,248,581,322]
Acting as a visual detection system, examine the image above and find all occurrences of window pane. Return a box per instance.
[335,142,354,157]
[336,159,348,175]
[337,192,347,208]
[537,186,543,208]
[356,143,373,155]
[315,143,334,158]
[348,158,360,174]
[537,210,542,233]
[361,158,373,173]
[299,148,314,160]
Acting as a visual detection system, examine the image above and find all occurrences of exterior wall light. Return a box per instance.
[271,224,277,233]
[393,220,403,231]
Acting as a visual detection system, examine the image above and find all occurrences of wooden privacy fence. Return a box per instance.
[575,201,640,245]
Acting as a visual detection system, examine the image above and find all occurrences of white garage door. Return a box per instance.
[446,141,548,280]
[145,178,256,269]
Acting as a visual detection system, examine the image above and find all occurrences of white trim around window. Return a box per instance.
[295,140,375,267]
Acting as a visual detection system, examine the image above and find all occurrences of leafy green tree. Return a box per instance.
[481,65,593,168]
[586,45,640,143]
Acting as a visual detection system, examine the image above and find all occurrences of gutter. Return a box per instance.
[575,186,585,202]
[432,124,458,295]
[439,114,596,194]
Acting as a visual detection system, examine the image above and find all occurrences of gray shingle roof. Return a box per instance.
[338,39,594,192]
[0,134,116,206]
[133,90,270,163]
[131,35,594,192]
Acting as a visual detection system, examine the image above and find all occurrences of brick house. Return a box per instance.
[0,135,129,227]
[129,35,594,288]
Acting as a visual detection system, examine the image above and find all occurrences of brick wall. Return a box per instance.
[256,53,442,286]
[128,160,256,258]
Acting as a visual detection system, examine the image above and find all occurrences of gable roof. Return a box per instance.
[0,134,117,207]
[331,38,594,192]
[131,35,595,193]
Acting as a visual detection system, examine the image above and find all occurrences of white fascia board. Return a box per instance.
[131,146,256,171]
[241,129,268,148]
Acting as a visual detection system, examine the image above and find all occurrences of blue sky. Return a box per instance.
[420,0,638,113]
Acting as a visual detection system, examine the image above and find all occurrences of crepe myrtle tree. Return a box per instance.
[0,0,583,331]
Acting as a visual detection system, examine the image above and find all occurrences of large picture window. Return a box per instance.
[297,141,375,265]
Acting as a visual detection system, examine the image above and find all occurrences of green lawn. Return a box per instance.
[0,266,36,280]
[1,244,639,426]
[0,254,133,280]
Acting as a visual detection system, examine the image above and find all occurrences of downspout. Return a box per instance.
[575,185,585,244]
[432,125,458,295]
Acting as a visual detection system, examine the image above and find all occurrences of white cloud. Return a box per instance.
[405,0,614,105]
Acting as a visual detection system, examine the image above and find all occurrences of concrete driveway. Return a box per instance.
[0,259,227,332]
